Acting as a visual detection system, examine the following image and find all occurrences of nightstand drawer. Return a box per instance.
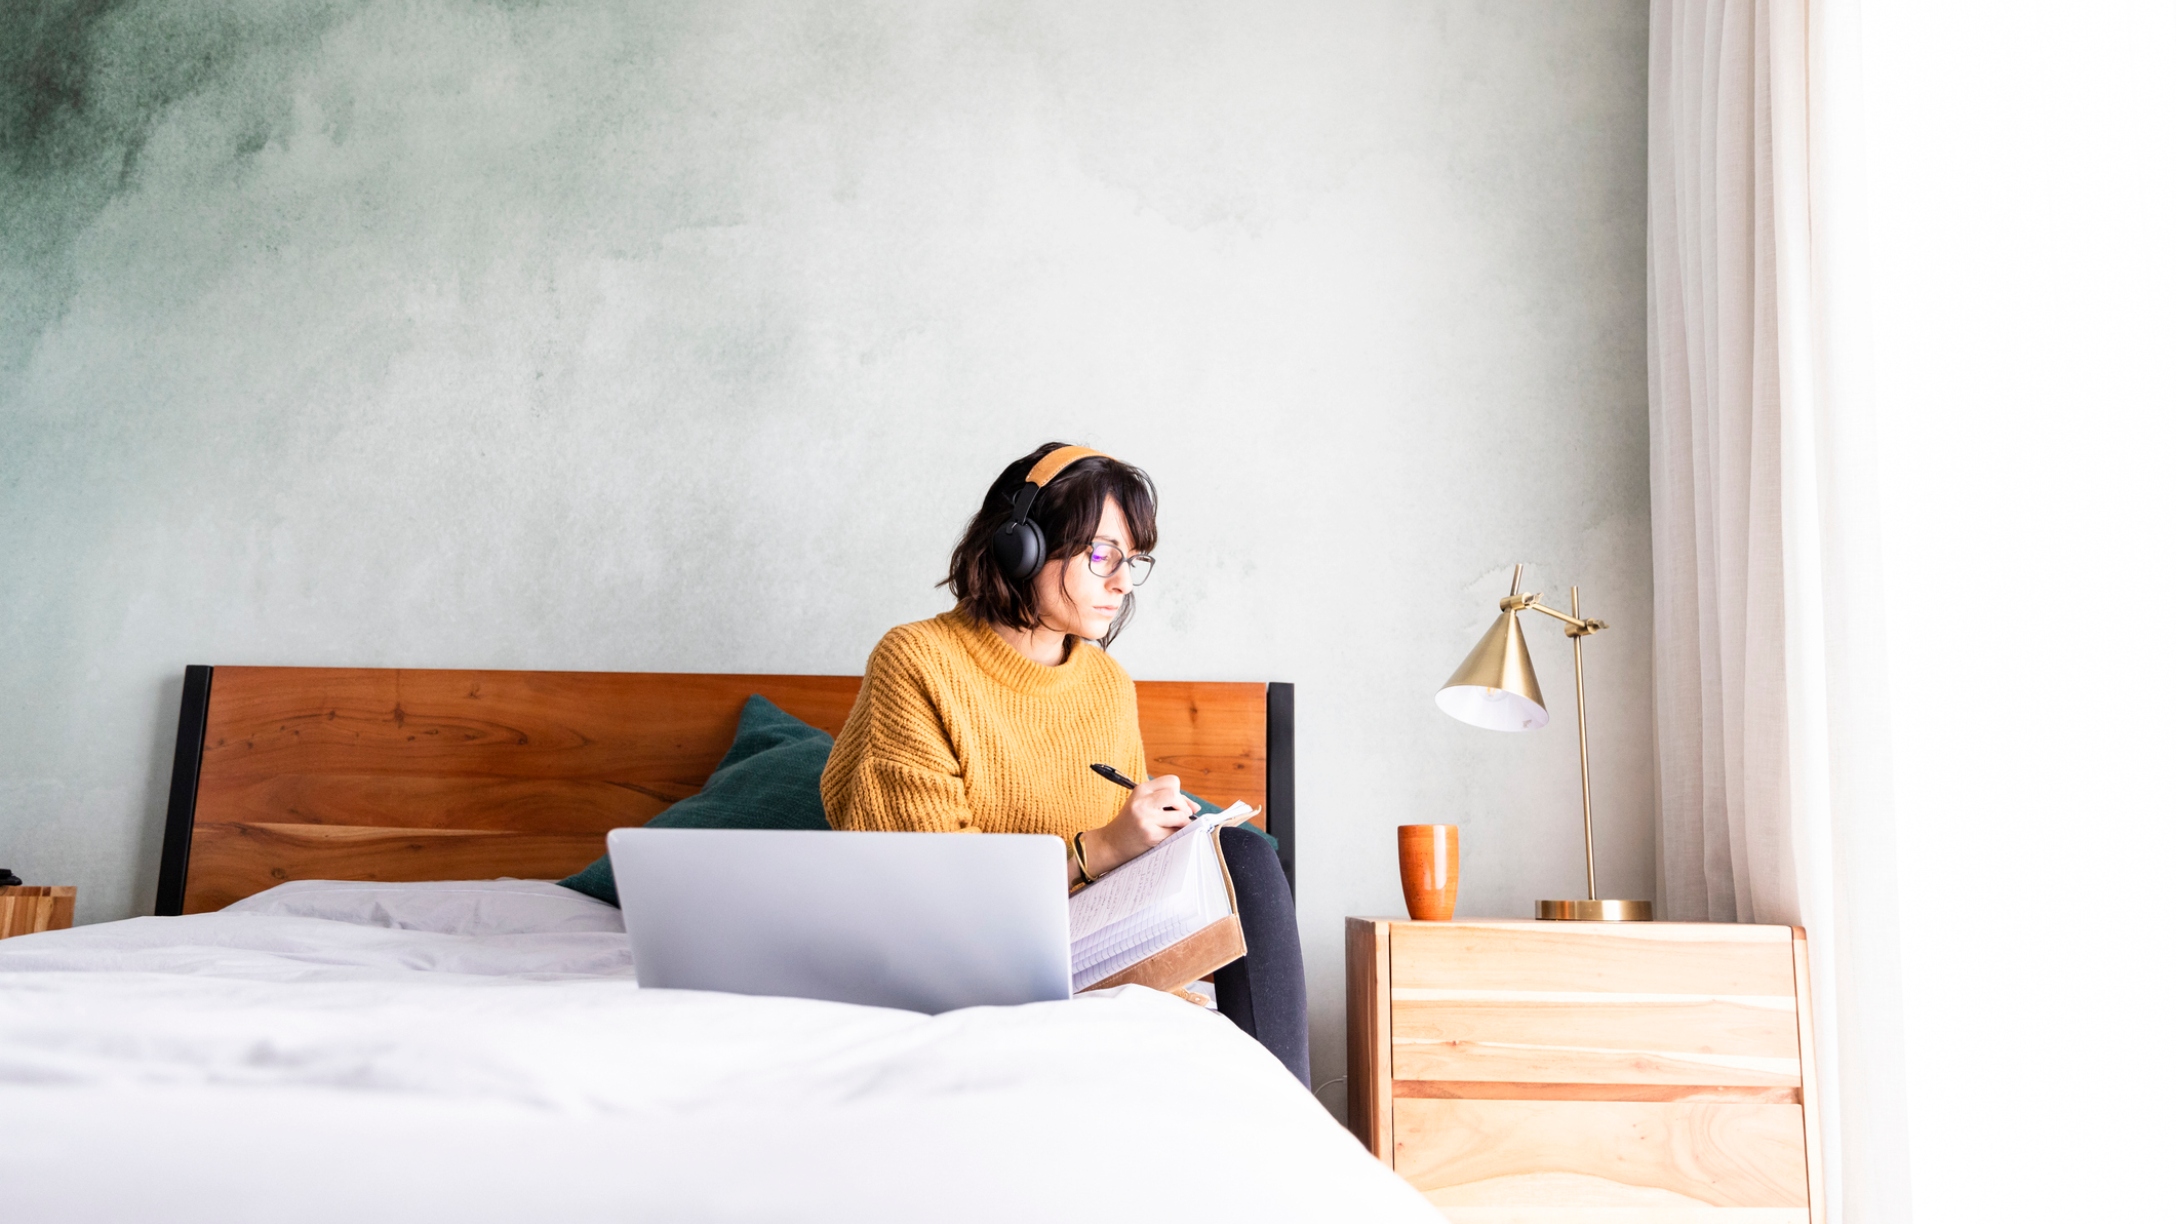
[1387,922,1797,995]
[1348,919,1822,1222]
[1388,922,1801,1088]
[1392,1099,1810,1221]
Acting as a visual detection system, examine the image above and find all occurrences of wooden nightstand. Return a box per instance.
[1346,918,1822,1222]
[0,886,76,940]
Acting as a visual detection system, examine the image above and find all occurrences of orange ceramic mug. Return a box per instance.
[1398,824,1460,921]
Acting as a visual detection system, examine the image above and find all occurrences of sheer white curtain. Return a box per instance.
[1648,2,1911,1219]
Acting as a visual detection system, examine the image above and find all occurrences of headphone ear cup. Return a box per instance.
[994,519,1046,580]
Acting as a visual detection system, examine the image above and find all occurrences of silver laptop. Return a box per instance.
[609,827,1072,1013]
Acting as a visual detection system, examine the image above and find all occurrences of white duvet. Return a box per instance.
[0,880,1433,1222]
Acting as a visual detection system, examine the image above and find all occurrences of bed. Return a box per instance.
[0,666,1436,1222]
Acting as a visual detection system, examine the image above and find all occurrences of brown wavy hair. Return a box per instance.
[945,442,1159,647]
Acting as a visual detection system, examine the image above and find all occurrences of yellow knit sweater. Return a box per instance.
[821,608,1149,839]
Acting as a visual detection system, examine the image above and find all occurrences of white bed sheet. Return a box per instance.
[0,881,1434,1222]
[222,877,630,936]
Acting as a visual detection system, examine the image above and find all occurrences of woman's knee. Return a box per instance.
[1218,826,1291,907]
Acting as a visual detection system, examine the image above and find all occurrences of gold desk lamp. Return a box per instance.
[1436,564,1652,921]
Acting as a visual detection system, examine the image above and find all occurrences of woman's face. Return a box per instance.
[1031,495,1136,642]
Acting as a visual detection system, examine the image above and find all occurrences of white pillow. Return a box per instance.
[222,878,625,936]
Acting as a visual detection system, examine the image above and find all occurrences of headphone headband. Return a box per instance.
[1022,445,1110,489]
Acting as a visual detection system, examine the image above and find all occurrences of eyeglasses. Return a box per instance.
[1084,541,1155,585]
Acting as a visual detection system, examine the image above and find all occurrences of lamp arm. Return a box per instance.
[1501,592,1608,637]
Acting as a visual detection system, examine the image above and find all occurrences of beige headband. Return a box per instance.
[1022,445,1112,487]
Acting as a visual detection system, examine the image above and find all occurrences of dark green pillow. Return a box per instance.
[559,695,834,907]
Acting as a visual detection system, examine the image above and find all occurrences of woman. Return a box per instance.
[821,442,1308,1083]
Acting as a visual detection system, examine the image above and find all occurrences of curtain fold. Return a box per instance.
[1648,1,1912,1219]
[1649,0,1791,926]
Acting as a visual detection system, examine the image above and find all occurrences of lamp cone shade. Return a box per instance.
[1435,609,1550,731]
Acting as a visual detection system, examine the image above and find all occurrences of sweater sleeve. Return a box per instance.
[1114,664,1151,801]
[821,629,979,833]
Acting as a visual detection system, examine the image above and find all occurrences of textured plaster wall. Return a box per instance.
[1,0,1650,1095]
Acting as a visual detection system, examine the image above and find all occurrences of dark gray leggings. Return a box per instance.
[1211,826,1309,1085]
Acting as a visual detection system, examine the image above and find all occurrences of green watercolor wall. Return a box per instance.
[1,0,1650,1096]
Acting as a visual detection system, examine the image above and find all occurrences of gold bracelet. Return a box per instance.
[1072,830,1101,883]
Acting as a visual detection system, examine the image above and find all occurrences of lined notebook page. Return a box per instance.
[1069,805,1250,991]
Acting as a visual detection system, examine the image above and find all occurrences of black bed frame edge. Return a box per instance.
[154,664,214,917]
[1266,681,1296,896]
[153,668,1297,913]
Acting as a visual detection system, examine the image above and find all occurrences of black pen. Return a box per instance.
[1090,763,1198,817]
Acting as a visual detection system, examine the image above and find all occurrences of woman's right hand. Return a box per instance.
[1080,775,1198,879]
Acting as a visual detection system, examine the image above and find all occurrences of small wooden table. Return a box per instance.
[0,886,76,940]
[1346,917,1822,1222]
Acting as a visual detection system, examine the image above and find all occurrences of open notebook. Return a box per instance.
[1069,805,1256,994]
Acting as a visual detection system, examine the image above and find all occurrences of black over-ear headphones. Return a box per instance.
[991,445,1111,580]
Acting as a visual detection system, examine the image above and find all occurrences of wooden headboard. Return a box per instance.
[155,666,1295,915]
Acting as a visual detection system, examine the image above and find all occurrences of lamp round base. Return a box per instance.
[1535,898,1653,922]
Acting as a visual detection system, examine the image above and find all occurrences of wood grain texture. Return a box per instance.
[198,774,708,833]
[1138,681,1269,815]
[0,886,76,939]
[181,667,1271,912]
[1349,920,1818,1219]
[1390,922,1798,996]
[198,668,862,786]
[1388,923,1800,1088]
[1428,1207,1807,1223]
[1393,996,1800,1085]
[1394,996,1800,1057]
[1394,1021,1799,1089]
[187,823,613,909]
[1395,1082,1799,1104]
[1791,930,1825,1224]
[1393,1100,1810,1210]
[1346,917,1394,1160]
